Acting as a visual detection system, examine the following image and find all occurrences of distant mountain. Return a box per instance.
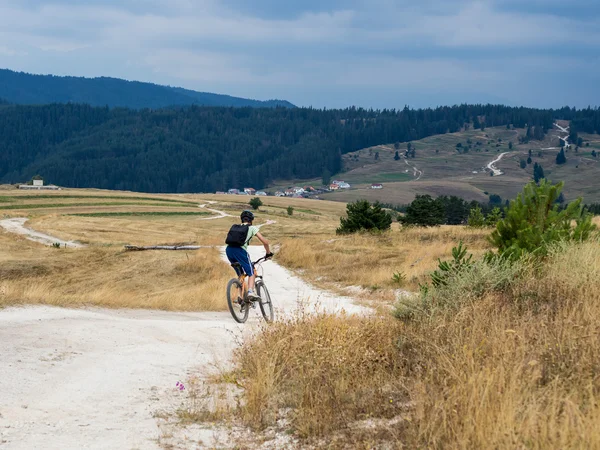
[0,69,295,109]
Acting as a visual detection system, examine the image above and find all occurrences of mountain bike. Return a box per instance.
[226,255,274,323]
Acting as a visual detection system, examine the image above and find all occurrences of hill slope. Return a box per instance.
[1,102,598,194]
[0,69,295,109]
[318,124,600,204]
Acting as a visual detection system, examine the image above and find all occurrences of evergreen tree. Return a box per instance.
[527,156,532,164]
[394,151,400,161]
[467,206,486,228]
[520,159,527,169]
[489,180,596,259]
[322,169,331,186]
[336,200,392,234]
[401,195,445,227]
[485,207,503,227]
[556,148,567,164]
[533,163,545,183]
[438,195,470,225]
[249,197,263,210]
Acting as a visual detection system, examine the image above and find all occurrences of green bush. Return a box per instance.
[249,197,263,210]
[467,206,486,228]
[489,180,596,260]
[287,206,294,216]
[394,244,524,321]
[400,195,445,227]
[336,200,392,234]
[485,207,503,227]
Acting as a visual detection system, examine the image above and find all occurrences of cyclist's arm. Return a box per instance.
[255,232,270,254]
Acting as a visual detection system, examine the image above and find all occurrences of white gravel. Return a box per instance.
[0,234,363,449]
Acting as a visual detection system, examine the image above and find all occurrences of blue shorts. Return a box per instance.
[226,246,254,276]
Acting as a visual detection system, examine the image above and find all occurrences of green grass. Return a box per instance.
[68,211,210,217]
[294,208,321,215]
[0,195,198,204]
[0,202,199,210]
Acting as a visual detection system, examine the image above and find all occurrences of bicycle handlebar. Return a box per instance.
[252,254,273,266]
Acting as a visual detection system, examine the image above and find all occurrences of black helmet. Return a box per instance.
[241,210,255,223]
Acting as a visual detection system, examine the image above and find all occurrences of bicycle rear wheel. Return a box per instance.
[227,278,249,323]
[256,280,274,322]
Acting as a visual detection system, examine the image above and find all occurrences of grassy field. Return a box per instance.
[3,185,600,448]
[0,188,349,310]
[221,239,600,448]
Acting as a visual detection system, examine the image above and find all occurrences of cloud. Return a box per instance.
[0,0,598,108]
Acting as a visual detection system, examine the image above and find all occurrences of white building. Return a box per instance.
[256,191,267,196]
[19,178,60,190]
[371,183,383,189]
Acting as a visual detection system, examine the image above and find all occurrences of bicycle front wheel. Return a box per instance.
[256,280,274,322]
[227,278,249,323]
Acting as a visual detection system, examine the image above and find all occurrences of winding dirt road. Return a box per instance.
[0,218,85,248]
[0,223,362,449]
[486,152,512,176]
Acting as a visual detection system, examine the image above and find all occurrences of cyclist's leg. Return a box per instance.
[225,246,244,276]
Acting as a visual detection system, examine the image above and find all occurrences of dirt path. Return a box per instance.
[554,122,570,148]
[404,158,423,181]
[0,226,362,449]
[486,152,512,176]
[197,202,231,220]
[0,218,85,248]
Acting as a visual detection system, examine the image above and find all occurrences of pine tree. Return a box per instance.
[556,148,567,164]
[336,200,392,234]
[467,206,486,228]
[401,195,445,227]
[249,197,263,210]
[394,151,400,161]
[489,180,596,259]
[533,163,545,183]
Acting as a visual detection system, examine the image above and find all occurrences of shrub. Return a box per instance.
[391,271,406,286]
[485,207,503,227]
[394,244,525,321]
[489,180,596,260]
[286,206,294,216]
[400,195,445,227]
[249,197,262,210]
[336,200,392,234]
[467,206,485,228]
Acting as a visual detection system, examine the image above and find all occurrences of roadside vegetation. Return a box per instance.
[189,180,600,448]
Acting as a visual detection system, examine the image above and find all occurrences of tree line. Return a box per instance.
[0,102,598,193]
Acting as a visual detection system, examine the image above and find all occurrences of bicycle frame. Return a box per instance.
[232,256,269,300]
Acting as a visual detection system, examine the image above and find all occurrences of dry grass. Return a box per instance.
[0,231,232,311]
[0,187,349,310]
[276,225,492,298]
[233,313,406,439]
[214,240,600,448]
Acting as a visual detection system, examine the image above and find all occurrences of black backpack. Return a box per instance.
[225,224,250,247]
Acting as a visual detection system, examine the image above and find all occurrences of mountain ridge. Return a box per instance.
[0,69,295,109]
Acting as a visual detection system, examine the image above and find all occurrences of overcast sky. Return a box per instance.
[1,0,599,109]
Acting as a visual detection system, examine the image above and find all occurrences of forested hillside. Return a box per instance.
[0,102,598,193]
[0,69,294,109]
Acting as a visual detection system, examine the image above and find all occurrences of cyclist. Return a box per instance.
[225,210,272,301]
